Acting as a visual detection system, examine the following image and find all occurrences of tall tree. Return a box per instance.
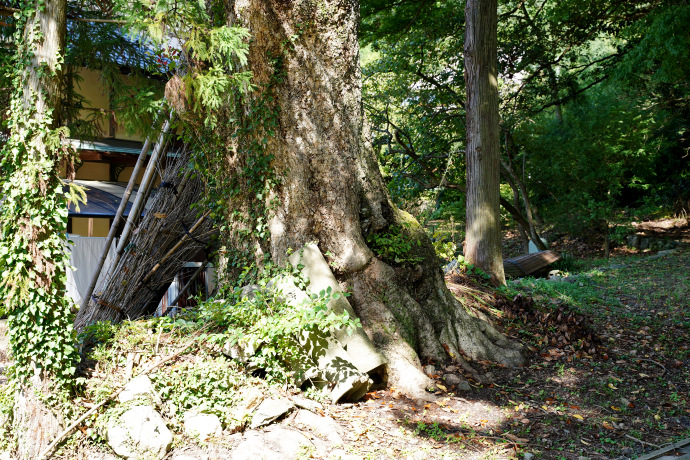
[219,0,524,396]
[463,0,505,285]
[0,0,78,457]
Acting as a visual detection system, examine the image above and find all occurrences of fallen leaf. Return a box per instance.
[573,414,584,420]
[437,384,447,391]
[611,406,621,411]
[608,383,618,390]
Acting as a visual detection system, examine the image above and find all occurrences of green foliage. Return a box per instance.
[414,421,447,442]
[183,58,283,281]
[151,357,240,426]
[432,239,457,263]
[453,256,492,281]
[0,0,79,397]
[366,224,424,265]
[0,383,15,451]
[362,0,689,237]
[514,85,663,237]
[197,279,361,383]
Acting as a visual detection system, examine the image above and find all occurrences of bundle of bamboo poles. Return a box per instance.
[74,144,215,330]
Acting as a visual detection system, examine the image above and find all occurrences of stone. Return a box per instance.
[239,284,261,300]
[424,364,436,377]
[627,234,640,248]
[292,409,344,444]
[106,406,172,459]
[442,373,471,391]
[171,445,232,460]
[286,244,388,376]
[231,427,312,460]
[442,373,462,385]
[83,454,118,460]
[183,412,222,440]
[657,249,678,257]
[443,260,459,274]
[227,387,265,433]
[222,336,262,364]
[250,398,294,429]
[118,375,156,403]
[290,395,324,413]
[524,453,534,460]
[639,238,650,250]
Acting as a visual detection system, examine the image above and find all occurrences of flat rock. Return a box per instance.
[171,445,233,460]
[227,388,266,433]
[291,409,344,444]
[183,412,222,440]
[289,396,323,413]
[106,405,172,459]
[118,375,156,403]
[231,427,312,460]
[250,398,294,429]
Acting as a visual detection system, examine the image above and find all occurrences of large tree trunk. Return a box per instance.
[226,0,524,397]
[464,0,506,285]
[0,0,71,457]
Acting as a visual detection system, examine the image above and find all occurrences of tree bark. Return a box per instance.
[4,0,69,457]
[464,0,506,285]
[225,0,524,397]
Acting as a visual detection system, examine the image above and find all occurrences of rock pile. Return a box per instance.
[98,375,356,459]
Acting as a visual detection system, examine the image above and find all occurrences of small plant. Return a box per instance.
[366,224,424,265]
[414,421,447,442]
[151,356,241,426]
[452,255,492,281]
[197,269,361,383]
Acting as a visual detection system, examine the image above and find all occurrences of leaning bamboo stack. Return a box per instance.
[503,250,561,278]
[74,145,215,330]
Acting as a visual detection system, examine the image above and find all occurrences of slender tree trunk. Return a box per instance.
[225,0,524,397]
[464,0,505,285]
[500,157,547,251]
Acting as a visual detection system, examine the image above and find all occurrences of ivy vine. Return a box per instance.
[0,0,79,398]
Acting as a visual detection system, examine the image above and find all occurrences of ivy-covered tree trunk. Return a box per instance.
[0,0,77,457]
[225,0,523,397]
[463,0,506,285]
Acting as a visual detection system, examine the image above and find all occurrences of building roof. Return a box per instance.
[69,138,145,155]
[64,180,155,218]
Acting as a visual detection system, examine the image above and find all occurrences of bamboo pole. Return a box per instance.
[112,118,172,268]
[79,137,152,313]
[138,209,211,287]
